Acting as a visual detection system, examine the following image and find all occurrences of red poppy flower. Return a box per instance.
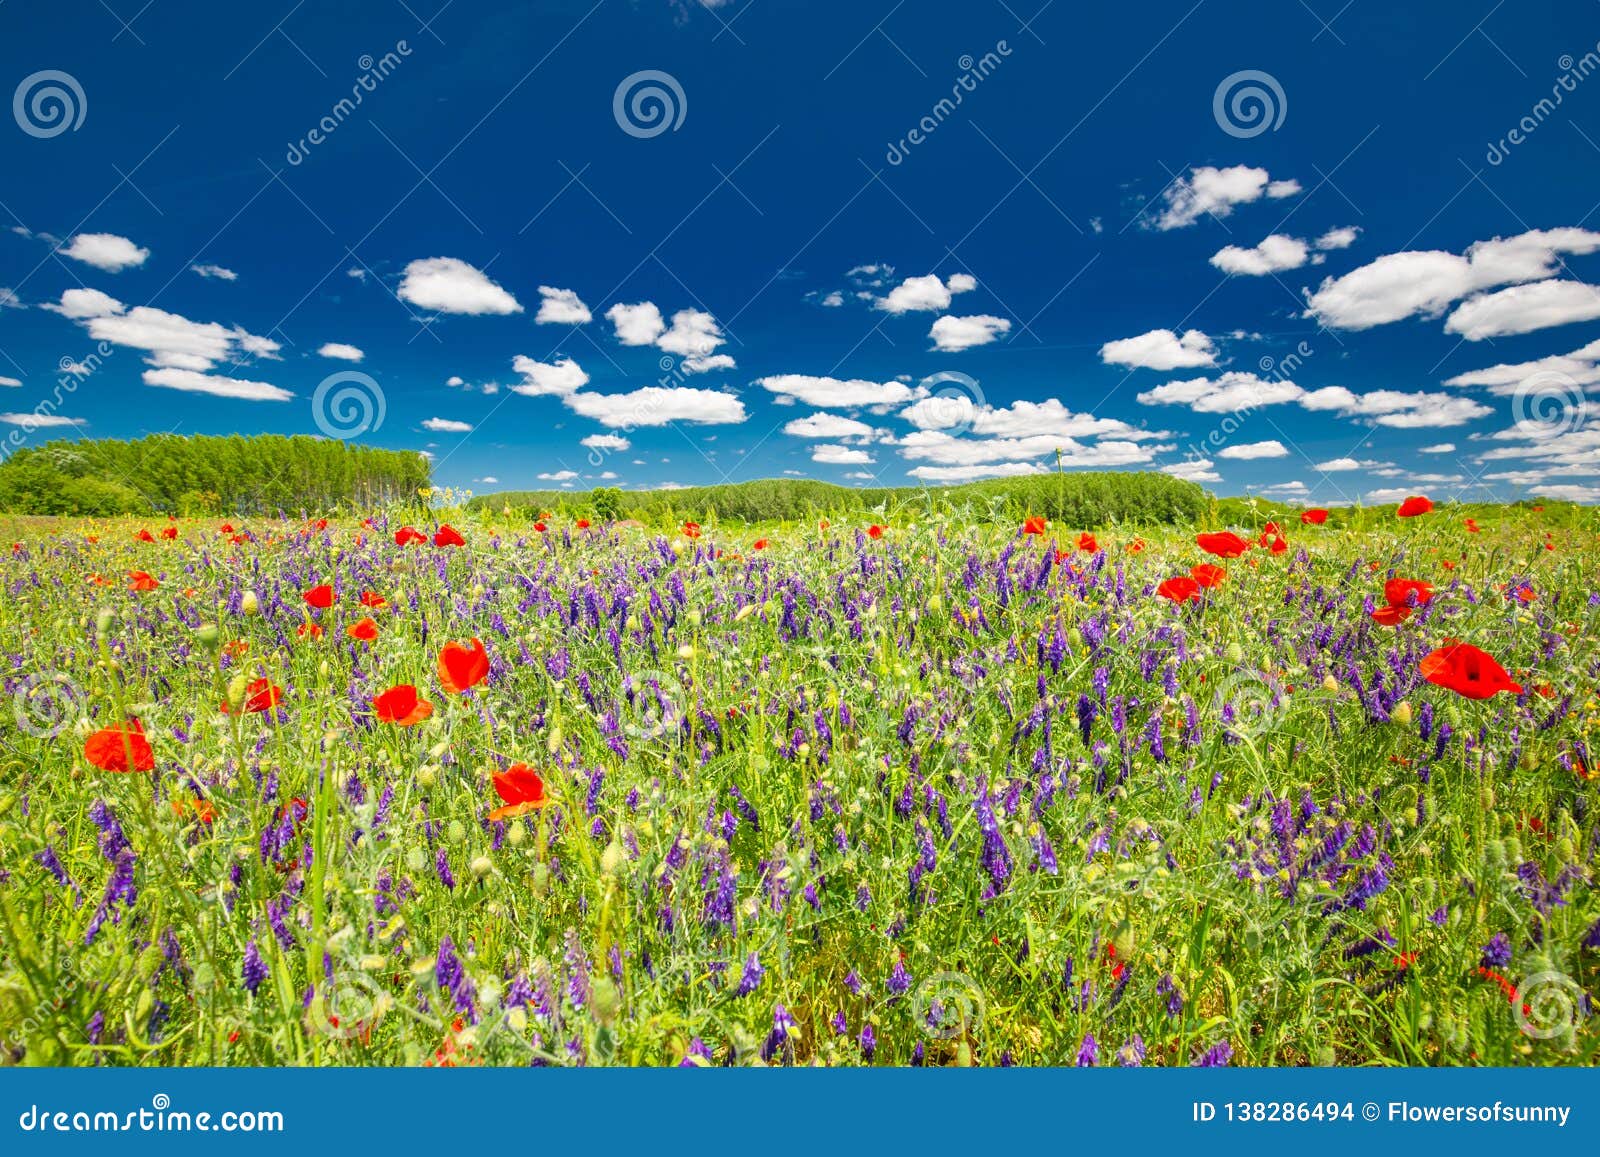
[1022,516,1047,536]
[1195,531,1249,558]
[172,798,216,824]
[437,638,490,694]
[297,622,324,640]
[160,526,178,540]
[224,677,284,715]
[394,526,427,546]
[683,522,702,539]
[1157,576,1202,603]
[576,519,591,530]
[1464,518,1480,534]
[488,763,548,821]
[433,524,465,548]
[347,617,379,642]
[219,522,235,534]
[373,684,435,725]
[135,528,155,543]
[1077,532,1098,554]
[818,519,830,531]
[1397,496,1434,518]
[533,521,547,533]
[1383,578,1434,608]
[1267,535,1288,555]
[127,570,160,592]
[1369,604,1412,627]
[1300,508,1329,525]
[303,584,335,609]
[360,590,387,608]
[1262,521,1279,537]
[1125,537,1146,554]
[1190,563,1226,588]
[84,719,155,772]
[753,538,770,550]
[1419,643,1522,699]
[867,524,885,540]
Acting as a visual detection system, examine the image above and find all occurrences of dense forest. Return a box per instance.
[0,434,430,516]
[477,471,1212,526]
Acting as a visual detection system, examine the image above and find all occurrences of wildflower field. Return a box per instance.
[1,499,1596,1068]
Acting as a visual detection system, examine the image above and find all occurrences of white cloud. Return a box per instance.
[1443,279,1600,340]
[657,310,725,358]
[41,287,125,319]
[1210,234,1313,276]
[48,293,282,382]
[812,443,874,465]
[1161,457,1221,483]
[907,461,1048,482]
[318,342,365,362]
[681,353,736,374]
[445,375,465,387]
[1154,165,1298,230]
[1099,328,1217,370]
[606,301,666,345]
[1217,440,1289,459]
[0,412,84,428]
[1444,338,1600,394]
[59,233,149,273]
[582,433,630,451]
[813,290,844,307]
[757,374,919,409]
[1305,227,1600,330]
[1314,456,1391,471]
[535,285,592,325]
[397,257,522,315]
[1298,386,1492,427]
[1315,226,1360,250]
[900,395,1159,442]
[1526,483,1600,503]
[783,412,880,440]
[876,273,976,314]
[897,429,1159,469]
[141,367,292,402]
[190,263,238,281]
[563,385,747,428]
[930,314,1010,351]
[422,417,473,433]
[847,263,895,288]
[0,376,20,387]
[511,355,588,397]
[476,476,499,484]
[1419,442,1456,454]
[1259,480,1309,495]
[538,470,579,481]
[1136,371,1305,413]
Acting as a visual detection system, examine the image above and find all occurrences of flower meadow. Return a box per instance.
[1,501,1597,1068]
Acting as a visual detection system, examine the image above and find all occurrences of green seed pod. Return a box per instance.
[195,623,220,649]
[531,863,550,896]
[955,1041,974,1066]
[447,819,466,844]
[591,976,621,1025]
[1225,642,1244,664]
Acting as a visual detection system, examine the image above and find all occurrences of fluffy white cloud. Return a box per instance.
[1305,227,1600,330]
[47,291,283,385]
[783,412,881,440]
[657,309,725,358]
[1217,440,1289,459]
[0,376,20,387]
[1137,371,1304,413]
[1211,234,1313,276]
[40,287,125,319]
[757,374,919,409]
[538,470,579,481]
[906,462,1047,482]
[422,417,473,433]
[60,233,149,272]
[897,429,1159,469]
[813,290,844,307]
[318,342,364,361]
[1155,165,1298,230]
[606,301,665,346]
[682,353,736,374]
[1444,338,1600,394]
[1259,480,1309,495]
[812,443,874,465]
[535,285,592,325]
[581,433,631,452]
[1161,457,1221,483]
[929,314,1010,351]
[141,367,291,402]
[899,395,1159,442]
[0,412,84,428]
[1099,328,1217,370]
[1298,386,1492,427]
[1315,226,1360,250]
[1420,443,1456,453]
[397,257,522,315]
[511,355,588,397]
[876,273,976,314]
[1314,456,1392,471]
[190,263,238,281]
[1444,279,1600,340]
[563,386,747,428]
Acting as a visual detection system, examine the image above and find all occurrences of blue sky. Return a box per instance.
[1,0,1598,503]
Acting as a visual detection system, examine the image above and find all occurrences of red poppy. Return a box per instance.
[171,798,216,825]
[1419,643,1522,699]
[83,719,155,772]
[127,570,160,592]
[1464,518,1480,534]
[1125,537,1146,555]
[1267,535,1288,555]
[1262,521,1280,537]
[135,528,155,543]
[373,684,435,725]
[1369,605,1412,627]
[1157,576,1202,603]
[360,590,387,608]
[297,622,324,640]
[576,519,591,530]
[533,521,548,533]
[219,522,235,534]
[1300,508,1329,526]
[683,522,702,539]
[347,617,379,642]
[437,638,490,694]
[1396,496,1434,518]
[819,519,830,531]
[489,763,548,821]
[302,584,335,609]
[394,526,427,546]
[224,677,283,715]
[867,524,885,540]
[1022,516,1047,536]
[433,524,465,548]
[1077,532,1098,554]
[1189,563,1226,588]
[753,538,770,550]
[1383,578,1434,608]
[160,525,178,540]
[1195,531,1249,558]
